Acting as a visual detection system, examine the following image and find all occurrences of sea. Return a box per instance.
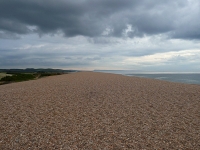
[94,70,200,85]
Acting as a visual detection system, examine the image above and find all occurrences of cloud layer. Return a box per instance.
[0,0,200,71]
[0,0,200,39]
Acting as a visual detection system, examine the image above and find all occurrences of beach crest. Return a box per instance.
[0,72,200,149]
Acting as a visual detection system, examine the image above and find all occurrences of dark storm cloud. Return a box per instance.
[0,0,199,39]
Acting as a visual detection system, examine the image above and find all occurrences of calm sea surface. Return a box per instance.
[94,70,200,85]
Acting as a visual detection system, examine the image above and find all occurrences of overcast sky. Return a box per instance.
[0,0,200,72]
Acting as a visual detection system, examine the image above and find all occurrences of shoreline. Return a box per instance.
[95,71,200,86]
[124,74,200,86]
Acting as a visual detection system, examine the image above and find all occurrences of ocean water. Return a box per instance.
[94,70,200,85]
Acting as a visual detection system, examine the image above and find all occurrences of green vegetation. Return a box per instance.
[0,68,78,85]
[0,73,12,80]
[39,72,62,77]
[0,73,35,82]
[0,72,63,82]
[0,68,76,74]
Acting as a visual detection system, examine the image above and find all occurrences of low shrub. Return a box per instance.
[39,73,62,77]
[0,73,35,82]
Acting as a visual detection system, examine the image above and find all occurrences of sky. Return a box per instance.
[0,0,200,72]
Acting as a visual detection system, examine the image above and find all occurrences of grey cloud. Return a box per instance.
[0,0,200,39]
[167,55,188,63]
[0,31,20,39]
[87,37,120,44]
[166,54,200,64]
[84,56,101,61]
[0,46,100,68]
[65,56,73,60]
[65,56,101,61]
[0,54,91,68]
[0,19,31,34]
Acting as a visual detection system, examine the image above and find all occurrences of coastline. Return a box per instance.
[1,72,200,149]
[94,70,200,85]
[124,74,200,86]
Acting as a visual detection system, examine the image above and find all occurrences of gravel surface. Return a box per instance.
[0,72,200,149]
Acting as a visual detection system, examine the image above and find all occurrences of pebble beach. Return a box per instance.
[0,72,200,149]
